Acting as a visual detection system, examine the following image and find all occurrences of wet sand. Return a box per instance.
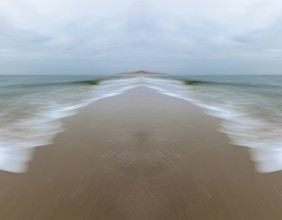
[1,87,282,220]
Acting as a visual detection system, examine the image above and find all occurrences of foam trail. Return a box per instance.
[0,77,139,173]
[142,77,282,173]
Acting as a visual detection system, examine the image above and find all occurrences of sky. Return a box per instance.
[0,0,282,75]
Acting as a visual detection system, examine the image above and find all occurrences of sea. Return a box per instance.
[0,75,140,173]
[145,75,282,174]
[0,75,282,173]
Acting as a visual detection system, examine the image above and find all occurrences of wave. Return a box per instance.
[178,78,279,89]
[0,77,139,173]
[2,76,281,174]
[143,77,282,173]
[0,79,108,90]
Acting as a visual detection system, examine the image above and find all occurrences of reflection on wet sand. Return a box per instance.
[1,87,282,220]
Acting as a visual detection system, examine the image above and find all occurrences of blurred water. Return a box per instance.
[0,75,140,173]
[143,75,282,173]
[2,75,282,174]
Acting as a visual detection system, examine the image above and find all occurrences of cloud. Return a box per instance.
[0,0,282,74]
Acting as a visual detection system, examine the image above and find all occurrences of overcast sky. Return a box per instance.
[0,0,282,75]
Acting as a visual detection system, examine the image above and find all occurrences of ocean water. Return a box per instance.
[143,75,282,173]
[0,75,140,173]
[1,75,282,174]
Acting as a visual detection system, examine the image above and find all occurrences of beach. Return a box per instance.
[1,86,282,220]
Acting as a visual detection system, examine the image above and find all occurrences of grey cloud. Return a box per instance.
[0,0,282,74]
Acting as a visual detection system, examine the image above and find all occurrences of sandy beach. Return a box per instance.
[1,87,282,220]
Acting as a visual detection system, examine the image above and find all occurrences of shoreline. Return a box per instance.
[1,87,282,219]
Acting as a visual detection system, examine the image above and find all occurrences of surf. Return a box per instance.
[143,76,282,173]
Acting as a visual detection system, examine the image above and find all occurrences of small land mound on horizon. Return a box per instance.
[116,71,166,76]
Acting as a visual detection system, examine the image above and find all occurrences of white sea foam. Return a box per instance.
[142,77,282,173]
[3,75,281,174]
[0,77,139,173]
